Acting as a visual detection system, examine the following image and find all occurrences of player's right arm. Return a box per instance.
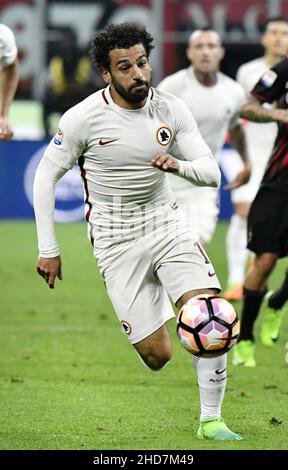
[224,123,251,190]
[240,95,288,124]
[34,158,67,289]
[33,108,86,288]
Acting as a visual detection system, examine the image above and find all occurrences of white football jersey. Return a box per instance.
[0,24,17,67]
[158,66,244,240]
[158,66,245,160]
[236,57,277,169]
[43,86,213,246]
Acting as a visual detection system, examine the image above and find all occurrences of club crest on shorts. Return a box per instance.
[156,126,172,146]
[121,320,132,335]
[54,128,64,145]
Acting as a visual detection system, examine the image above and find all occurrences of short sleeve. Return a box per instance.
[252,58,288,104]
[0,24,17,67]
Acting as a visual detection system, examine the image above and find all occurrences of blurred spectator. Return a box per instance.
[42,33,99,137]
[0,23,19,140]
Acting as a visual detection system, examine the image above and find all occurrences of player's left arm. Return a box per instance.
[0,57,19,140]
[151,100,221,188]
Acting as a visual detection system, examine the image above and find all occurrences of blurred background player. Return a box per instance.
[158,28,250,246]
[34,22,242,441]
[42,31,97,137]
[0,23,19,141]
[232,56,288,367]
[225,17,288,301]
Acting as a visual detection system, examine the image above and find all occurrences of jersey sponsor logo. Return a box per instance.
[260,70,278,88]
[99,138,119,145]
[121,320,132,335]
[54,128,64,145]
[156,126,172,146]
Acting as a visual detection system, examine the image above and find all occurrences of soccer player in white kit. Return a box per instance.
[0,24,18,140]
[33,23,242,441]
[225,17,288,301]
[158,28,250,246]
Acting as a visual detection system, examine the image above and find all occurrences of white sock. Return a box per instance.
[226,214,248,286]
[193,354,227,422]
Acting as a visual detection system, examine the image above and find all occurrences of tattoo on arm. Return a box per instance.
[240,96,275,123]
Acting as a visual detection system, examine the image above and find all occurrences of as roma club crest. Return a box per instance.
[121,320,132,335]
[156,126,172,146]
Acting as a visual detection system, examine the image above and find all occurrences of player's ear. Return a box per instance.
[100,67,111,84]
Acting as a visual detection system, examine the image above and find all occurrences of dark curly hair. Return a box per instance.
[89,22,154,70]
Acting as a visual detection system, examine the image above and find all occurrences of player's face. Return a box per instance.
[262,21,288,56]
[187,31,224,73]
[102,44,151,105]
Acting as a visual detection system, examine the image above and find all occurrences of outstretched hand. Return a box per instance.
[150,153,180,172]
[36,255,63,289]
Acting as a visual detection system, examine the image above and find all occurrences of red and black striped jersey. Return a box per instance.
[251,57,288,194]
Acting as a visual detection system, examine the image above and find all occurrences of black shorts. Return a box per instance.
[247,187,288,258]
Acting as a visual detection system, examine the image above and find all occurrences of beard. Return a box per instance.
[112,77,150,104]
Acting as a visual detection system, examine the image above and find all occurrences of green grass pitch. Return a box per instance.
[0,221,287,450]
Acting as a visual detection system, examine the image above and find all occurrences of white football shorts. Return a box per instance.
[94,203,221,344]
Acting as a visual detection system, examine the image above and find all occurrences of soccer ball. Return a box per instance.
[176,295,240,357]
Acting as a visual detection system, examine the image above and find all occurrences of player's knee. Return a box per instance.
[256,254,277,276]
[144,349,172,371]
[134,325,172,371]
[147,353,171,371]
